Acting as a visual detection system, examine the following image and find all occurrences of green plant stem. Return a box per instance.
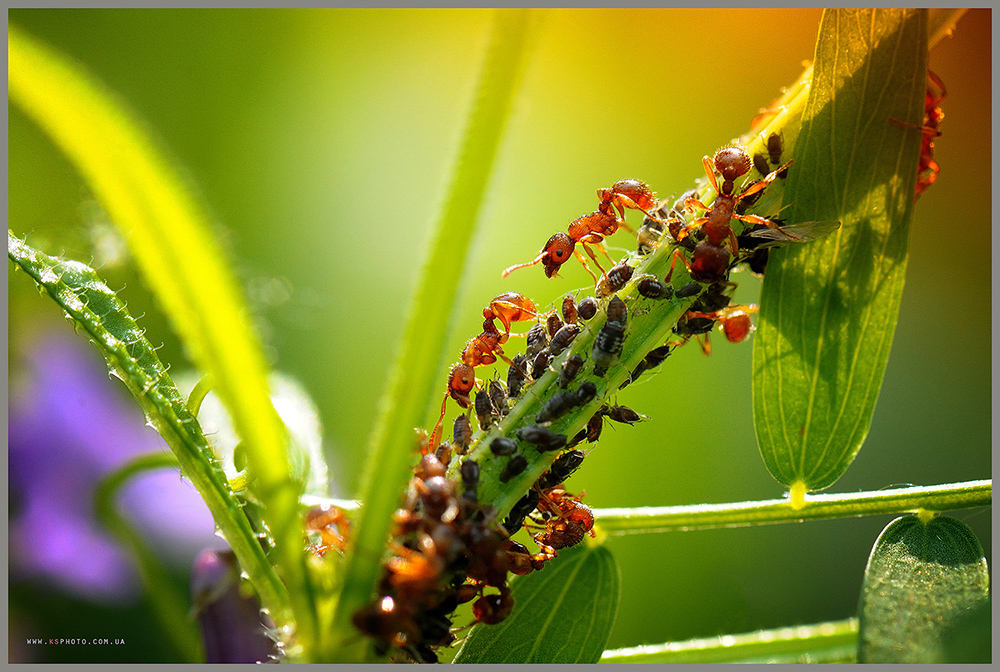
[94,452,203,663]
[593,480,990,536]
[600,618,858,664]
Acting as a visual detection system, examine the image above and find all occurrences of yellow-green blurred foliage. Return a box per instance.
[9,8,990,654]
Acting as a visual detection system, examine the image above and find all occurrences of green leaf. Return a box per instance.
[857,515,990,663]
[453,544,621,664]
[937,596,991,663]
[8,233,290,631]
[753,9,929,493]
[7,22,312,640]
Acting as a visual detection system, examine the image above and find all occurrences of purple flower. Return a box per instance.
[191,549,278,663]
[9,329,224,602]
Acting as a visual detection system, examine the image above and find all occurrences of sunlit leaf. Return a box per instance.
[857,515,989,663]
[753,9,928,492]
[454,545,620,664]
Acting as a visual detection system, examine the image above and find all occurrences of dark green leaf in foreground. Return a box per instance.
[454,545,620,664]
[753,9,928,492]
[857,515,989,663]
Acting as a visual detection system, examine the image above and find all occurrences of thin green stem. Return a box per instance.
[94,452,203,663]
[593,480,991,536]
[600,618,858,664]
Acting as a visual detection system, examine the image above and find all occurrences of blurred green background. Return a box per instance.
[9,8,990,662]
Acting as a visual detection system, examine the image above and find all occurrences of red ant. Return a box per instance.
[665,146,796,285]
[304,504,351,557]
[890,70,945,202]
[502,180,663,283]
[430,293,541,450]
[525,486,595,565]
[672,304,758,356]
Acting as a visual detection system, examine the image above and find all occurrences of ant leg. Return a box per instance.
[428,392,449,455]
[579,244,609,281]
[664,248,693,282]
[684,198,712,214]
[567,249,599,283]
[696,333,712,356]
[676,217,709,242]
[735,160,793,205]
[701,155,720,195]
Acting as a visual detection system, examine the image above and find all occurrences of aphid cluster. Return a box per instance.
[351,439,517,663]
[348,112,853,660]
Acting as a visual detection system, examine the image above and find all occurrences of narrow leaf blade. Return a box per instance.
[454,545,621,664]
[857,515,990,663]
[753,9,928,491]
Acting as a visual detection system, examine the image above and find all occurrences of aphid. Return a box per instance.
[547,323,581,357]
[577,296,598,320]
[536,390,580,424]
[536,449,586,490]
[507,353,529,399]
[531,350,553,380]
[499,454,529,482]
[474,389,497,431]
[621,344,673,388]
[606,295,627,324]
[490,436,518,457]
[460,459,480,494]
[585,410,604,442]
[569,409,604,446]
[668,146,797,285]
[603,404,648,425]
[637,276,673,300]
[557,354,584,388]
[525,323,550,358]
[503,490,541,535]
[453,414,473,454]
[516,425,568,452]
[595,260,635,298]
[561,294,578,325]
[675,282,702,298]
[766,132,786,170]
[488,379,509,419]
[752,152,770,177]
[591,320,625,377]
[546,312,564,338]
[575,381,597,406]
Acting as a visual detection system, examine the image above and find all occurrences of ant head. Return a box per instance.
[541,232,575,278]
[713,146,752,183]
